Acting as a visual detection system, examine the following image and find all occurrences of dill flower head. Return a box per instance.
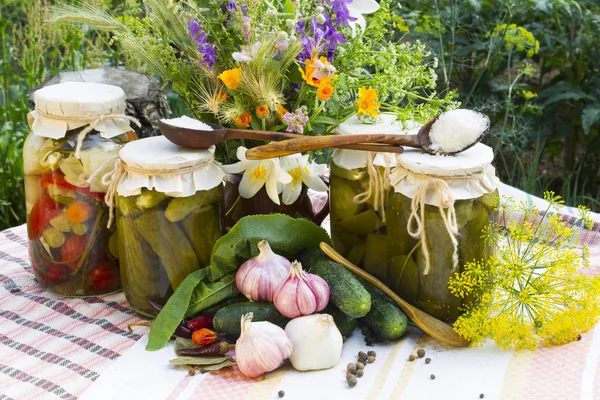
[218,68,243,90]
[234,112,252,128]
[451,193,600,350]
[356,87,381,118]
[317,84,335,101]
[256,105,269,119]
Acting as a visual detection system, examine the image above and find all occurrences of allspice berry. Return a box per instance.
[356,369,364,378]
[347,375,358,388]
[367,356,375,364]
[367,350,376,357]
[356,362,365,370]
[358,351,368,361]
[417,349,426,358]
[430,374,436,380]
[479,394,484,399]
[425,358,431,364]
[347,363,357,373]
[408,355,416,362]
[278,390,285,398]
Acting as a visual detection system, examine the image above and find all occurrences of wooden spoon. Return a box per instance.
[319,242,471,347]
[159,120,404,154]
[245,111,490,160]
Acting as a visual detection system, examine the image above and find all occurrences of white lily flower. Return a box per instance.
[347,0,380,36]
[221,147,292,205]
[279,154,329,205]
[232,42,262,62]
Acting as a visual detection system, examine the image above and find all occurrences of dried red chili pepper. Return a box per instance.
[192,328,219,346]
[187,315,213,331]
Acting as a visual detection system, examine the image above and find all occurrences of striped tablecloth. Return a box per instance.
[1,182,600,400]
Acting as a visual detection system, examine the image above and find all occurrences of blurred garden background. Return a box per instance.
[1,0,599,231]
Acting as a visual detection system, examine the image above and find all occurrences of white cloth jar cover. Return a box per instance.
[331,114,421,170]
[390,142,500,207]
[27,82,134,139]
[116,135,225,198]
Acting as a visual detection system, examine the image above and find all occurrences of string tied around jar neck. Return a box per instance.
[87,156,218,229]
[353,152,393,224]
[35,108,141,159]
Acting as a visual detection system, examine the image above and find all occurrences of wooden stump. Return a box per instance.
[30,68,171,138]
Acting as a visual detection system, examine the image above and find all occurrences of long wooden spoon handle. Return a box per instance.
[245,134,418,159]
[227,129,406,154]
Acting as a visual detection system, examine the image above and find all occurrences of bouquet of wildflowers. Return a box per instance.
[53,0,455,204]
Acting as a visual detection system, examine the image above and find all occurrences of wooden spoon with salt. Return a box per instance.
[319,242,471,347]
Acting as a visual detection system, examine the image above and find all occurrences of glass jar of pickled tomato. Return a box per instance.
[329,114,420,282]
[115,135,226,316]
[387,143,500,322]
[24,82,137,296]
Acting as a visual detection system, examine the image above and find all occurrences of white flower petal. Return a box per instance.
[265,168,282,205]
[238,168,265,199]
[279,155,297,171]
[282,181,303,205]
[277,168,293,185]
[237,146,249,161]
[220,161,246,174]
[232,52,252,62]
[349,13,367,36]
[302,172,329,192]
[348,0,380,14]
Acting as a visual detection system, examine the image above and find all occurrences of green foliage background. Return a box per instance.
[1,0,599,231]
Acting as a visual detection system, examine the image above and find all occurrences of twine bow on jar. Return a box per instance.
[353,152,394,223]
[35,109,141,158]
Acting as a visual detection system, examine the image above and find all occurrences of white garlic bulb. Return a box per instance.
[274,261,329,318]
[236,312,293,378]
[284,314,343,371]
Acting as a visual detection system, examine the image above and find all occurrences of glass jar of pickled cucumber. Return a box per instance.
[387,143,500,322]
[115,136,226,317]
[329,115,420,282]
[24,82,137,296]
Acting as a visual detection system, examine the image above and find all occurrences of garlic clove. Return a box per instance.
[303,272,329,311]
[296,280,318,315]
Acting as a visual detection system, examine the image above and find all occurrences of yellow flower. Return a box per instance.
[218,68,242,90]
[234,112,252,128]
[216,91,228,102]
[317,84,335,101]
[256,105,270,119]
[276,104,288,120]
[299,57,335,87]
[356,87,381,118]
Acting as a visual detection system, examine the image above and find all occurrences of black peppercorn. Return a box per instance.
[278,390,285,398]
[479,394,484,399]
[417,349,426,358]
[430,374,436,380]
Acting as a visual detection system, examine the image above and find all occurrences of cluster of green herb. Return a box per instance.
[397,0,600,211]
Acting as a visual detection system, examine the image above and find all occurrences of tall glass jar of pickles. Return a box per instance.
[115,136,226,317]
[387,143,500,322]
[329,115,420,282]
[24,82,137,296]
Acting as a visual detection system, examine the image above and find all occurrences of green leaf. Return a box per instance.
[311,116,343,126]
[582,105,600,135]
[185,273,240,317]
[169,356,227,365]
[146,269,206,351]
[207,214,332,282]
[283,0,295,15]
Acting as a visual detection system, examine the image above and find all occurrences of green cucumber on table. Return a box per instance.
[324,306,358,337]
[213,302,289,339]
[297,248,371,318]
[359,279,408,340]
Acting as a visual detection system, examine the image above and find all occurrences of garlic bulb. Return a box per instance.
[236,240,291,302]
[273,261,329,318]
[235,312,293,378]
[285,314,343,371]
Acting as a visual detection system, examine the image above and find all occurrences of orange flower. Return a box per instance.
[356,87,381,118]
[234,112,252,128]
[218,68,242,90]
[216,91,228,102]
[256,105,269,119]
[276,104,288,119]
[317,84,335,101]
[299,56,335,87]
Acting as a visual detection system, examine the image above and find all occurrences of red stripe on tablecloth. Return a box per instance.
[521,332,593,399]
[165,375,195,400]
[0,363,78,400]
[190,366,255,400]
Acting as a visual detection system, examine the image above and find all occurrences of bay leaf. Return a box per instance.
[173,337,199,354]
[146,268,206,351]
[200,360,236,371]
[169,356,227,365]
[207,214,332,282]
[185,273,240,317]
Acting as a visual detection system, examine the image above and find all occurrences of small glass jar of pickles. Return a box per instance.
[386,143,500,322]
[329,115,420,282]
[115,136,226,316]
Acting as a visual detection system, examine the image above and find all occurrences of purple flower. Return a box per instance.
[187,17,217,69]
[241,16,252,42]
[329,0,357,26]
[297,16,347,61]
[283,109,309,134]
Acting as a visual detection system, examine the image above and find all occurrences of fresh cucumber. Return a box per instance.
[359,279,408,340]
[297,248,371,318]
[324,307,357,337]
[213,302,289,339]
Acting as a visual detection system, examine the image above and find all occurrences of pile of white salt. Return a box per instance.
[160,116,214,131]
[428,109,489,153]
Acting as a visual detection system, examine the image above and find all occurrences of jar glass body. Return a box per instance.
[329,162,390,282]
[116,186,224,317]
[24,130,132,296]
[386,189,499,322]
[223,173,327,229]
